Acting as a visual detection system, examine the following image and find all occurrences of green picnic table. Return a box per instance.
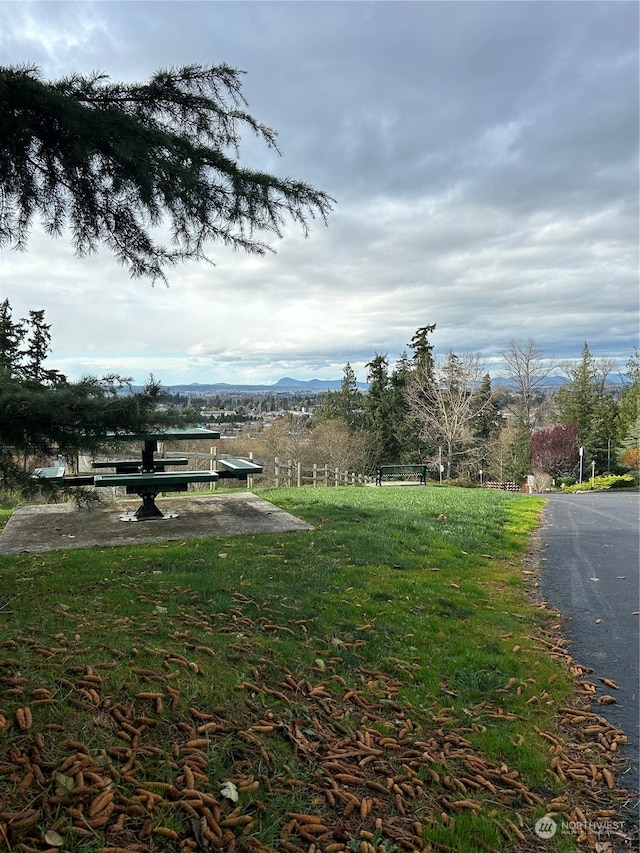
[215,457,263,479]
[33,429,262,521]
[102,428,220,474]
[94,428,221,519]
[93,470,220,520]
[32,466,66,483]
[32,467,94,487]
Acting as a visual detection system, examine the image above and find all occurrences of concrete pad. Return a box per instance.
[0,493,313,555]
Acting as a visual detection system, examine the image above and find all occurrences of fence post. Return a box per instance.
[313,463,318,487]
[248,451,254,490]
[275,457,280,488]
[210,446,217,490]
[296,461,302,487]
[334,467,339,487]
[287,460,292,488]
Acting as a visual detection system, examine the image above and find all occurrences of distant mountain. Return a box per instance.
[273,376,369,390]
[128,373,622,396]
[139,377,368,394]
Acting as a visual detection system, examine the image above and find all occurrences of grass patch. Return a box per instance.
[0,507,12,532]
[0,486,633,852]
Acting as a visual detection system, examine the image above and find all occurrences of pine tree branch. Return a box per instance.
[0,64,334,283]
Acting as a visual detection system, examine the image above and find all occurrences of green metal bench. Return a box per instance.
[375,464,428,486]
[216,458,263,480]
[93,471,219,519]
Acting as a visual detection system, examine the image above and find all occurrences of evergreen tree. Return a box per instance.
[408,323,437,377]
[363,354,396,465]
[588,393,618,472]
[313,389,341,424]
[555,343,598,438]
[617,349,640,469]
[473,374,498,441]
[0,301,182,491]
[394,324,438,464]
[0,373,177,491]
[554,342,619,471]
[336,362,363,429]
[0,298,25,376]
[314,363,362,429]
[21,309,63,384]
[392,351,413,386]
[471,373,500,476]
[0,64,333,284]
[390,352,421,462]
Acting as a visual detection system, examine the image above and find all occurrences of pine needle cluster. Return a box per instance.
[0,64,334,283]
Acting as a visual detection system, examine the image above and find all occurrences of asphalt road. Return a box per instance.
[538,491,639,793]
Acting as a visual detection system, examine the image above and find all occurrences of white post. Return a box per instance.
[210,446,217,489]
[313,463,318,487]
[275,457,280,488]
[579,446,584,484]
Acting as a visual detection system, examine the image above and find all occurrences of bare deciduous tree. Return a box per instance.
[255,414,310,465]
[404,351,493,479]
[309,419,371,473]
[500,338,555,432]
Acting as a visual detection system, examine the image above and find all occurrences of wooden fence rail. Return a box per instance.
[158,447,368,489]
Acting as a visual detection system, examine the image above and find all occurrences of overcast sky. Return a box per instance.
[1,1,638,387]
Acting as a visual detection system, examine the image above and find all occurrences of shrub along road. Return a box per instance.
[538,491,640,794]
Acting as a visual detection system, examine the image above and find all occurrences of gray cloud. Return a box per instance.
[0,0,637,385]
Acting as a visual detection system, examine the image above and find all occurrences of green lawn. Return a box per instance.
[0,486,632,852]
